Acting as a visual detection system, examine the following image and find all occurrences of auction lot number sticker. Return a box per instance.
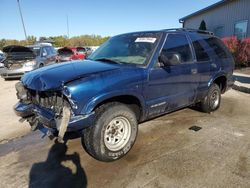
[135,37,157,43]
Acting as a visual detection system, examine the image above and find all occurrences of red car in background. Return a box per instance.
[57,47,86,62]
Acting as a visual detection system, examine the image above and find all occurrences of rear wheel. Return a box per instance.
[200,83,221,113]
[82,102,138,162]
[39,63,44,68]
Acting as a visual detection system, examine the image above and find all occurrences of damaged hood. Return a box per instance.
[3,45,35,61]
[3,45,34,54]
[21,60,120,91]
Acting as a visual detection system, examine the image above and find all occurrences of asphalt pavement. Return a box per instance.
[0,89,249,188]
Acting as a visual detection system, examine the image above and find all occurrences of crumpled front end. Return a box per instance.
[14,82,94,139]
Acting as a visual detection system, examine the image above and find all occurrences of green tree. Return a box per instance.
[0,34,110,50]
[199,20,207,30]
[39,36,47,42]
[0,39,6,49]
[26,36,37,45]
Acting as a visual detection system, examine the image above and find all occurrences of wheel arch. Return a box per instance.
[208,73,227,94]
[82,93,146,122]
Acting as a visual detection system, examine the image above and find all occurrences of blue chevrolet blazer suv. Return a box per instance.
[14,28,234,161]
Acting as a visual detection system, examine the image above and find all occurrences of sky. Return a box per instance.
[0,0,220,40]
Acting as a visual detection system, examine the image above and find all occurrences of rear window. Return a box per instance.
[58,48,73,56]
[204,37,229,59]
[76,47,86,54]
[30,47,41,56]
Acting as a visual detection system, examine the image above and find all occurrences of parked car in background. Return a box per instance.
[0,52,5,63]
[57,47,86,62]
[14,28,234,162]
[0,51,5,74]
[0,44,57,79]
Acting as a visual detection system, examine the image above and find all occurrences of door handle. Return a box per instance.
[211,63,217,68]
[191,68,197,74]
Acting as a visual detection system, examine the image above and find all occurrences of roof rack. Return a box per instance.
[163,28,214,35]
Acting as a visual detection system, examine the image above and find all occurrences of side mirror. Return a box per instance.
[42,52,47,57]
[158,52,181,66]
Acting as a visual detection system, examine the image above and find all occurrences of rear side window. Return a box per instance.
[50,47,57,55]
[162,34,193,63]
[204,37,229,59]
[192,40,210,62]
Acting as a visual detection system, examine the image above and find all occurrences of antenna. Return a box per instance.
[66,15,69,38]
[17,0,27,40]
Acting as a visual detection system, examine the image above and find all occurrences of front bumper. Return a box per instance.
[14,102,95,132]
[1,66,34,78]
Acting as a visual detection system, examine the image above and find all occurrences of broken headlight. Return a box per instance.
[63,86,78,110]
[23,60,36,67]
[15,82,28,101]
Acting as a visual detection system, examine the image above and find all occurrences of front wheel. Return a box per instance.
[82,102,138,162]
[39,63,44,68]
[200,83,221,113]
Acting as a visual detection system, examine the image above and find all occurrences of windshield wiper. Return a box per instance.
[94,58,122,64]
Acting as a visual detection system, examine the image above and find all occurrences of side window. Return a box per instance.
[214,26,224,38]
[162,34,193,64]
[45,46,52,55]
[204,37,229,59]
[41,47,47,57]
[192,40,210,62]
[234,20,248,39]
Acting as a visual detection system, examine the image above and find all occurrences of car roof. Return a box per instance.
[115,28,214,37]
[26,44,52,48]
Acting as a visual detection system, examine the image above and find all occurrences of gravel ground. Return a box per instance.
[0,86,249,188]
[0,78,30,143]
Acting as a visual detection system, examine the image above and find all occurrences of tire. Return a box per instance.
[82,102,138,162]
[200,83,221,113]
[39,63,44,68]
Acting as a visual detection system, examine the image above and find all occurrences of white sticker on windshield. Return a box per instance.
[135,37,157,43]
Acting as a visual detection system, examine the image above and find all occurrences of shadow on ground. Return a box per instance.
[29,139,87,188]
[234,75,250,84]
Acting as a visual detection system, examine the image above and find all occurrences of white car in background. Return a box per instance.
[0,50,5,68]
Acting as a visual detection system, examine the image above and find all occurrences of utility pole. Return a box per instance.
[17,0,27,40]
[66,15,69,38]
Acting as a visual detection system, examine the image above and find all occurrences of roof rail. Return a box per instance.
[183,28,214,35]
[163,28,214,35]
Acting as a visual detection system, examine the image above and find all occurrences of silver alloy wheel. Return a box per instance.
[104,116,131,151]
[210,90,219,109]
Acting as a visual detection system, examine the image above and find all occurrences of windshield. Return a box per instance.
[28,47,41,56]
[88,32,162,66]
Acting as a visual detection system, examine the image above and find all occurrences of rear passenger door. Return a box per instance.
[189,34,221,99]
[146,33,199,117]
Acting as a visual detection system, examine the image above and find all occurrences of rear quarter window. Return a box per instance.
[204,37,230,59]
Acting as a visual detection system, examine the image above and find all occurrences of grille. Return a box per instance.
[27,90,68,115]
[6,63,23,70]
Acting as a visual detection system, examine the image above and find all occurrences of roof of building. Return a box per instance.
[179,0,233,22]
